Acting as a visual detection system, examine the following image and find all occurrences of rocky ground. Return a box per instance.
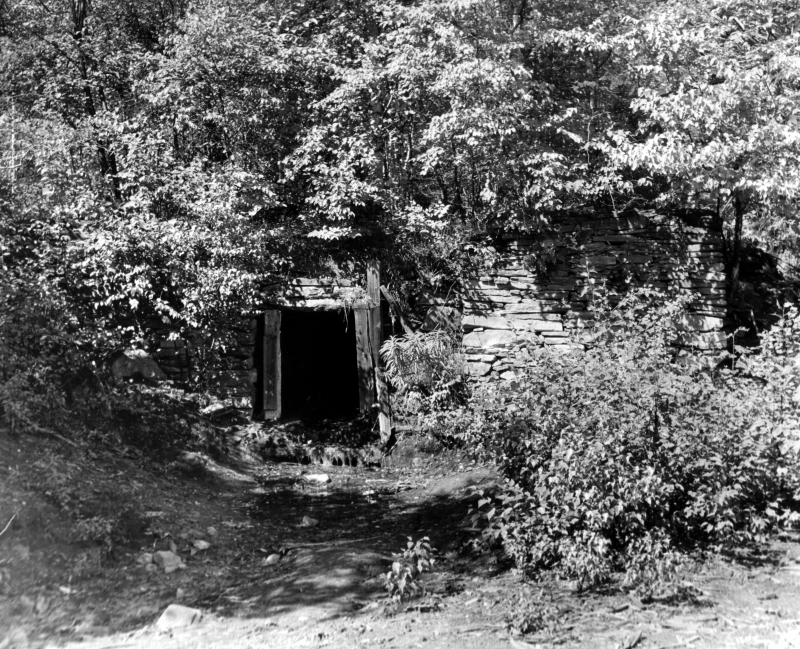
[1,418,800,649]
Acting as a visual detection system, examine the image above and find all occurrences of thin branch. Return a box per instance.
[0,513,17,539]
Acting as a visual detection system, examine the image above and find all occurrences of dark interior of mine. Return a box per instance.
[279,309,360,420]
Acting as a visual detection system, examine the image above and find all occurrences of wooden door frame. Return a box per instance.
[252,262,391,438]
[253,310,281,420]
[366,261,392,441]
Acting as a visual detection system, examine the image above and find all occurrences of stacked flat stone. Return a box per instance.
[143,278,366,408]
[418,209,727,383]
[142,209,729,400]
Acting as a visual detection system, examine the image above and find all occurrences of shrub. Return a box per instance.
[383,536,436,602]
[381,329,468,419]
[0,270,89,434]
[466,290,800,590]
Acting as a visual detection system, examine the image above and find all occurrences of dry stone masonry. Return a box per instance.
[148,277,368,409]
[141,208,729,405]
[418,209,728,383]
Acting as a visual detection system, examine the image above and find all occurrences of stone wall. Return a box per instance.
[417,209,728,383]
[146,277,367,408]
[145,321,254,407]
[144,208,729,403]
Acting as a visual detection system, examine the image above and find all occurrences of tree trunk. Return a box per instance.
[728,192,744,302]
[72,0,122,201]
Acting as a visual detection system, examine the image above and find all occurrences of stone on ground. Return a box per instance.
[137,552,153,566]
[301,516,319,528]
[153,550,186,574]
[154,604,204,631]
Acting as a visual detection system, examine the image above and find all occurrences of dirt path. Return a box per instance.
[2,432,800,649]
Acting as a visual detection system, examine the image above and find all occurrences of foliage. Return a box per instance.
[464,290,800,590]
[0,190,105,434]
[2,0,800,447]
[383,536,436,602]
[40,461,125,555]
[381,329,467,417]
[507,589,561,637]
[609,0,800,242]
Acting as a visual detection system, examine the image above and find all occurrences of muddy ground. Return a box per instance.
[1,421,800,649]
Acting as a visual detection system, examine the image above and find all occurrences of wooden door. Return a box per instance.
[259,310,281,420]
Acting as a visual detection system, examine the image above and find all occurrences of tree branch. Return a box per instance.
[0,513,17,539]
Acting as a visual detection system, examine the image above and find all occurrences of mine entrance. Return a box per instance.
[253,308,362,421]
[280,309,360,419]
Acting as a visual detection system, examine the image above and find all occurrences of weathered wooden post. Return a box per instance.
[366,261,392,442]
[260,310,281,420]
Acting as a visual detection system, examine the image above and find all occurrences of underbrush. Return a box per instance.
[448,292,800,594]
[381,328,469,431]
[0,243,226,458]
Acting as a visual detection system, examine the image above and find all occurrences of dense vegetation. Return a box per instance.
[3,0,799,326]
[2,0,800,590]
[381,291,800,592]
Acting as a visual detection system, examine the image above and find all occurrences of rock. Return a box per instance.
[207,526,218,536]
[675,314,725,332]
[465,362,492,377]
[111,349,168,382]
[154,604,204,632]
[300,516,319,528]
[462,329,518,350]
[137,552,154,566]
[200,402,236,418]
[153,550,186,574]
[176,588,186,600]
[193,540,210,551]
[525,319,564,332]
[263,553,281,566]
[179,451,205,467]
[462,315,511,330]
[303,473,331,484]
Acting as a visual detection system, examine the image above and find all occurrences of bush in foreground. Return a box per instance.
[464,291,800,591]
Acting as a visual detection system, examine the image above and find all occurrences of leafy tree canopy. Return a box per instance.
[1,0,798,334]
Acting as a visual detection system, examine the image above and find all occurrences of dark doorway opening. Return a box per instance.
[280,309,360,420]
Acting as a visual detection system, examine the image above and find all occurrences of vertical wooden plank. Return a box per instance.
[366,260,392,441]
[366,262,381,307]
[354,308,375,414]
[262,310,281,419]
[251,317,263,419]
